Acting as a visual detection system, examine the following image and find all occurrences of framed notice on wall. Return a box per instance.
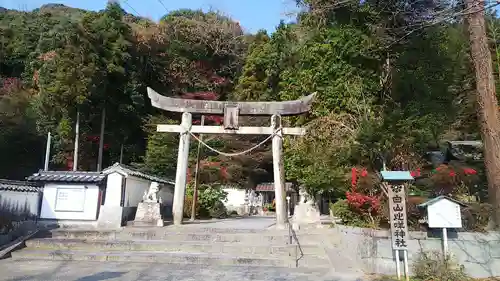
[55,188,86,212]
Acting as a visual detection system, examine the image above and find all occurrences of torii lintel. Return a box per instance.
[147,87,316,116]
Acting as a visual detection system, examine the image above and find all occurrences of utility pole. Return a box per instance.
[73,110,80,171]
[190,115,205,222]
[465,0,500,229]
[119,143,124,164]
[44,132,51,171]
[97,108,106,172]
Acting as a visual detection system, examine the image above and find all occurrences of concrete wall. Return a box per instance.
[223,188,246,214]
[0,190,41,218]
[98,172,175,227]
[330,225,500,278]
[97,172,124,228]
[158,184,174,218]
[124,176,149,208]
[105,173,123,207]
[40,183,99,221]
[122,176,149,221]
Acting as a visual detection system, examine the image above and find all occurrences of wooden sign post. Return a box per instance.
[147,87,315,228]
[418,196,466,258]
[381,171,414,281]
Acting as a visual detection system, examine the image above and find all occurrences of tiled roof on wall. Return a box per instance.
[27,171,106,183]
[102,163,175,185]
[255,182,295,192]
[0,179,42,192]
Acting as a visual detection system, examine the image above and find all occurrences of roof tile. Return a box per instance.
[103,163,174,185]
[27,171,106,183]
[255,182,294,192]
[0,179,42,192]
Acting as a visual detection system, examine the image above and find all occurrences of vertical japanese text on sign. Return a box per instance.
[388,184,409,250]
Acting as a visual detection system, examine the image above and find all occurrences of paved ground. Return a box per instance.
[0,260,368,281]
[163,216,278,230]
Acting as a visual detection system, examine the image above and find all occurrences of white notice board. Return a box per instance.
[55,188,86,212]
[427,199,462,228]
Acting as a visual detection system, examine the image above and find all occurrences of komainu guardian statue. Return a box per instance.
[143,182,160,203]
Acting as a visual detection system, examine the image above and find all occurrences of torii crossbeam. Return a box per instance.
[147,87,315,228]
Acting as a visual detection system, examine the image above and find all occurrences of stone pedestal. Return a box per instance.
[133,202,164,227]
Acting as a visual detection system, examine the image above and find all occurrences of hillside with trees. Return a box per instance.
[1,0,500,229]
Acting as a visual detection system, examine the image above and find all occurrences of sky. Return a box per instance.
[0,0,299,33]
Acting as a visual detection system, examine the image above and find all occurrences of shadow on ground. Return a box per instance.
[10,270,126,281]
[75,271,127,281]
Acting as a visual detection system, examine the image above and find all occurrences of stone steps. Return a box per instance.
[26,238,326,256]
[13,227,333,269]
[38,229,327,246]
[11,249,293,267]
[12,248,332,268]
[26,237,327,257]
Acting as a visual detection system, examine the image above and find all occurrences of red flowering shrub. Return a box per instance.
[1,77,22,94]
[347,167,382,216]
[211,75,227,85]
[192,115,223,125]
[346,191,381,214]
[181,91,219,100]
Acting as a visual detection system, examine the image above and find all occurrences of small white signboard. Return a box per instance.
[55,188,85,212]
[427,198,462,229]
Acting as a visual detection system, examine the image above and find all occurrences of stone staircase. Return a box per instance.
[10,227,332,269]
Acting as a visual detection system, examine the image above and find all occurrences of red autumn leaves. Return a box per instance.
[348,168,381,214]
[346,165,478,215]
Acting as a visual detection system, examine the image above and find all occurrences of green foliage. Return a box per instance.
[197,185,228,215]
[184,184,228,219]
[0,0,493,222]
[183,196,197,218]
[208,201,228,219]
[373,251,472,281]
[0,85,44,178]
[330,200,372,228]
[139,116,179,178]
[461,202,493,232]
[412,251,471,281]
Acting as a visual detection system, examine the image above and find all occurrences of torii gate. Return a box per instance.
[147,87,315,229]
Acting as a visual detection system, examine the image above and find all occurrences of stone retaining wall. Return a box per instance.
[332,225,500,278]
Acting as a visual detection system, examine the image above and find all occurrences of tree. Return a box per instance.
[465,0,500,229]
[0,78,44,178]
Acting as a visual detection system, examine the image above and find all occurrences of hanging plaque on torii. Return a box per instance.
[147,87,315,228]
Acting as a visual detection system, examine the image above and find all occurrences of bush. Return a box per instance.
[209,200,228,219]
[184,184,228,219]
[461,202,492,232]
[0,215,13,234]
[330,199,373,228]
[263,203,275,212]
[198,185,228,212]
[412,251,471,281]
[372,251,471,281]
[183,195,198,218]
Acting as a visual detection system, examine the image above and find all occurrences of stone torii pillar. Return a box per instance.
[172,112,192,223]
[147,87,315,228]
[271,114,286,228]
